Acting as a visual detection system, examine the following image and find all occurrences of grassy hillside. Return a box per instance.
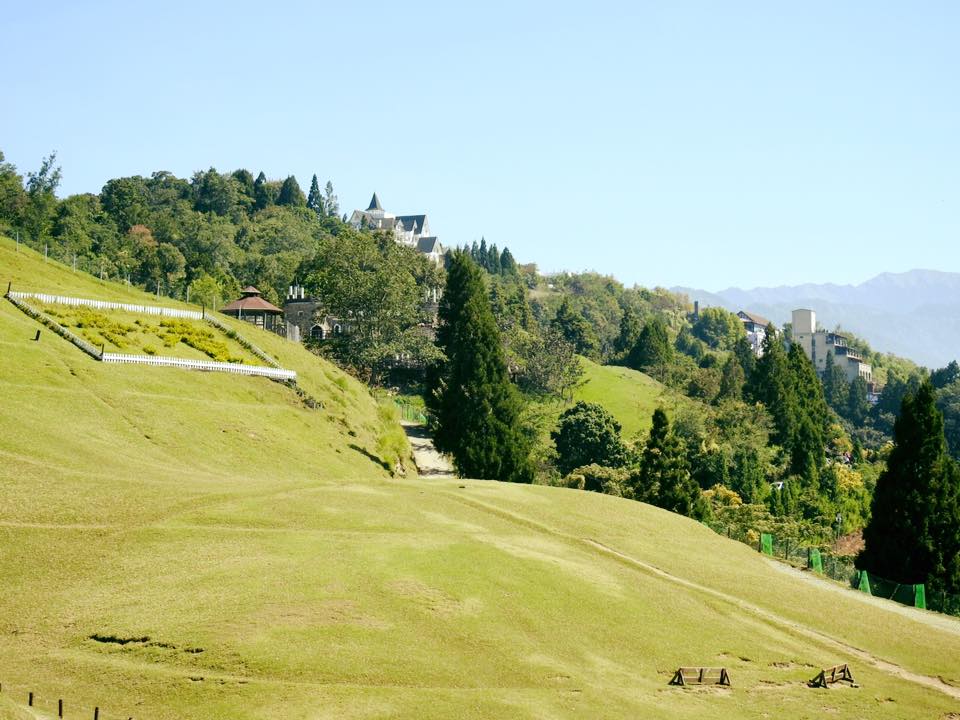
[2,236,960,719]
[573,357,690,440]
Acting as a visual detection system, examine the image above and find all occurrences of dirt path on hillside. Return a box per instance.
[439,490,960,701]
[402,422,454,478]
[584,539,960,701]
[764,557,960,636]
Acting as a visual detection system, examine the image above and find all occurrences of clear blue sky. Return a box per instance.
[3,1,958,290]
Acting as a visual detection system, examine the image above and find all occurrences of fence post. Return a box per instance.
[94,706,99,720]
[59,698,64,717]
[914,584,926,610]
[29,691,33,706]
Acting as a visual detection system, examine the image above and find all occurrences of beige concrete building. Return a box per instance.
[791,308,872,384]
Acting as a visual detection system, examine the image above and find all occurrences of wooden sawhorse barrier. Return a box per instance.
[669,667,731,687]
[809,663,857,688]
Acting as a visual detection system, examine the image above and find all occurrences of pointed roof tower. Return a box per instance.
[367,193,383,211]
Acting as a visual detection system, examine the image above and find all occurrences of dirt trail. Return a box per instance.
[440,490,960,701]
[584,539,960,701]
[402,422,454,478]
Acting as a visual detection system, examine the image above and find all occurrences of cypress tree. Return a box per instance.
[253,171,273,210]
[499,247,518,275]
[822,351,849,410]
[307,174,324,215]
[613,307,642,360]
[845,376,870,425]
[426,252,532,483]
[747,327,796,448]
[787,343,828,483]
[717,355,745,402]
[487,242,501,274]
[733,335,756,378]
[630,409,705,517]
[277,175,306,207]
[858,381,960,593]
[626,316,672,380]
[478,237,489,270]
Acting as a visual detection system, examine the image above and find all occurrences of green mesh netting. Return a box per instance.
[759,533,773,556]
[858,570,871,594]
[807,548,823,574]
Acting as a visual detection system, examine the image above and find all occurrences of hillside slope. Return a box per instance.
[2,238,960,719]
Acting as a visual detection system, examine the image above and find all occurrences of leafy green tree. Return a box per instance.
[301,229,429,381]
[23,152,62,243]
[427,252,532,482]
[859,381,960,593]
[551,297,600,359]
[307,174,324,215]
[551,401,628,476]
[692,306,745,350]
[630,408,705,517]
[0,150,28,229]
[511,327,583,400]
[937,380,960,460]
[191,168,242,217]
[717,355,745,402]
[189,273,225,310]
[101,176,150,231]
[931,360,960,389]
[277,175,306,207]
[52,193,116,263]
[626,316,672,379]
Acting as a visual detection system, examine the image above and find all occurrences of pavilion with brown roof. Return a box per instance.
[221,286,284,334]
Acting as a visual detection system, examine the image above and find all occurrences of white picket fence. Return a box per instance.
[8,292,204,320]
[100,353,296,380]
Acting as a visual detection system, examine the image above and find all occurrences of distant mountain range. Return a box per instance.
[673,270,960,368]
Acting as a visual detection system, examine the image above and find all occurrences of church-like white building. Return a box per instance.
[349,193,445,264]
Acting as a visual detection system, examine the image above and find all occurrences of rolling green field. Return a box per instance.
[2,236,960,719]
[572,357,690,439]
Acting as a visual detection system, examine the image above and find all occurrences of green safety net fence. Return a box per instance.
[704,520,960,616]
[855,570,926,609]
[394,400,429,424]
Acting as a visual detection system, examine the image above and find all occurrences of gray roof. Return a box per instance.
[416,236,442,253]
[738,310,771,327]
[367,193,382,211]
[396,214,427,233]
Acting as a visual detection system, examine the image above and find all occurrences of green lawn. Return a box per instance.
[573,356,691,439]
[2,236,959,719]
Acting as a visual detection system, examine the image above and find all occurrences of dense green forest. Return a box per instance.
[4,148,960,592]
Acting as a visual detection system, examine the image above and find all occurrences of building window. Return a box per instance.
[310,325,325,340]
[334,324,343,335]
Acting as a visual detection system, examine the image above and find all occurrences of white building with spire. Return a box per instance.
[349,193,445,264]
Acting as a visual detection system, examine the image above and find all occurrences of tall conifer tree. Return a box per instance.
[427,252,532,482]
[859,381,960,593]
[630,409,704,517]
[307,174,323,215]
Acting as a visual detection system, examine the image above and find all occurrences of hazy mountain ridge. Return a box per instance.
[674,269,960,368]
